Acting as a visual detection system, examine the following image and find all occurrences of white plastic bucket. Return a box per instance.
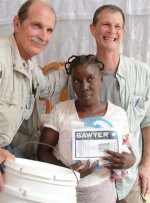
[0,158,80,203]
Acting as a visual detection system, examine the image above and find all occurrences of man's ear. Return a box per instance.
[13,16,21,33]
[89,23,96,36]
[123,28,125,36]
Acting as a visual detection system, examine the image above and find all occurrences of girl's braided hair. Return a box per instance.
[65,54,104,75]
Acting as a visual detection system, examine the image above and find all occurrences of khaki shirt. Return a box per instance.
[116,56,150,199]
[0,34,68,157]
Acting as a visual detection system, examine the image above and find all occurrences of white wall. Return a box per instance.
[0,0,150,66]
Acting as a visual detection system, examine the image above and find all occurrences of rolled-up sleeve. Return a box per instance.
[39,66,68,98]
[141,87,150,129]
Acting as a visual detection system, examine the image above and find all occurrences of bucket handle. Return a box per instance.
[13,142,79,182]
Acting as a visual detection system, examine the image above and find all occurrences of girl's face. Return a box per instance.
[71,64,102,106]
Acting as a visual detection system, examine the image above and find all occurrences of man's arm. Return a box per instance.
[0,63,2,86]
[39,66,68,98]
[139,126,150,197]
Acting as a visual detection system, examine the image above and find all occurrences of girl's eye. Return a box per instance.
[73,80,79,84]
[88,77,94,82]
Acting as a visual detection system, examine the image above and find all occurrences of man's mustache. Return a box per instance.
[30,36,48,46]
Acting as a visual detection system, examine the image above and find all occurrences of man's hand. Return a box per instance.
[0,148,15,191]
[0,172,4,192]
[140,127,150,197]
[0,148,15,163]
[139,164,150,197]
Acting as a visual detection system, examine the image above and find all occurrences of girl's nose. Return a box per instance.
[82,81,89,90]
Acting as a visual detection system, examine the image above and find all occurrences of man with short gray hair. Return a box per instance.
[0,0,67,159]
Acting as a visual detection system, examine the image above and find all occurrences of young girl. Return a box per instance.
[37,55,135,203]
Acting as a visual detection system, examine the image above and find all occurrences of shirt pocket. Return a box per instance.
[127,94,148,132]
[0,90,18,105]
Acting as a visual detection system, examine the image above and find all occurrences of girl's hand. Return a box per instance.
[71,160,97,178]
[102,149,135,169]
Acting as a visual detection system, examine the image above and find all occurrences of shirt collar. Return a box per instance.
[116,55,127,79]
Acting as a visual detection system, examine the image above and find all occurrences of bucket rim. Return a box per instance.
[4,158,80,183]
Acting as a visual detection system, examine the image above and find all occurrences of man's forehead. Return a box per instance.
[26,3,56,26]
[28,1,55,18]
[97,10,124,22]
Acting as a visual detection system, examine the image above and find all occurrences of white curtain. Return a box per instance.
[0,0,149,66]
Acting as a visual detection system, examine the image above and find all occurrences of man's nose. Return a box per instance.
[108,25,116,33]
[39,29,50,41]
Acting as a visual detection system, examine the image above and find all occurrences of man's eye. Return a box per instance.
[115,25,121,30]
[103,23,110,27]
[32,24,40,29]
[47,28,53,33]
